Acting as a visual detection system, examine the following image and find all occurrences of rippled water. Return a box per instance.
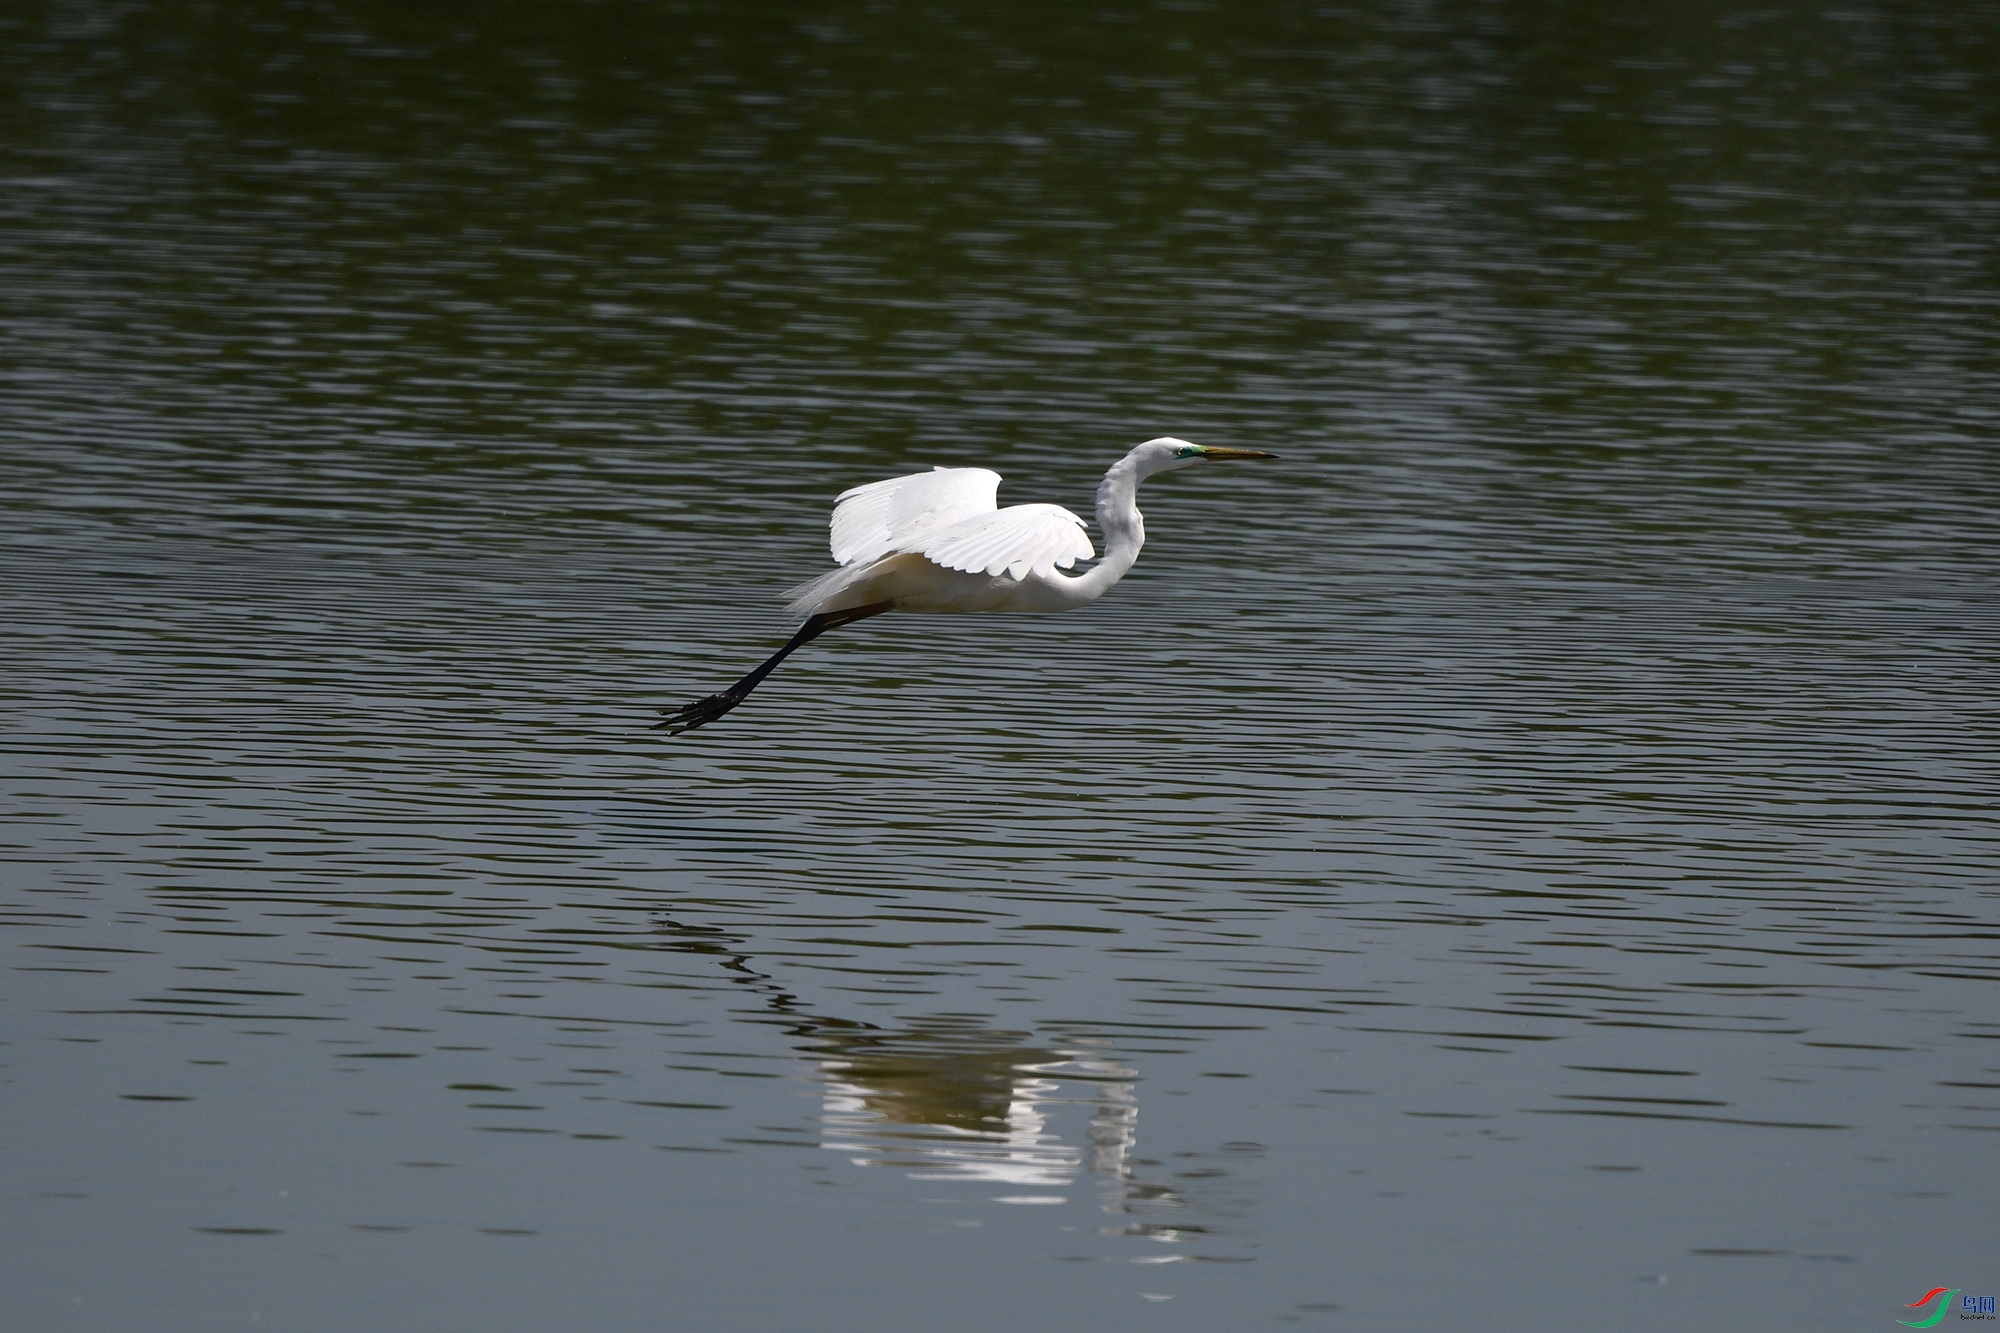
[5,3,1998,1329]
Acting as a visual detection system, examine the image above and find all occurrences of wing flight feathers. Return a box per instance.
[911,503,1094,579]
[828,466,1001,566]
[825,466,1092,582]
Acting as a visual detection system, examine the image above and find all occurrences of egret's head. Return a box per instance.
[1136,436,1280,475]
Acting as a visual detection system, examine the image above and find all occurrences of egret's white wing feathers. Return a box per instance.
[794,464,1093,615]
[910,503,1094,579]
[829,466,1001,566]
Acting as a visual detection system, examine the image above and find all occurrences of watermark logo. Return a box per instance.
[1900,1290,1997,1326]
[1901,1291,1958,1328]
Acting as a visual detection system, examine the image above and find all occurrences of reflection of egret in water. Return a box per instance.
[816,1023,1147,1201]
[650,915,1178,1218]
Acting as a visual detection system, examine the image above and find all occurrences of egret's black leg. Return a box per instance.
[655,601,894,735]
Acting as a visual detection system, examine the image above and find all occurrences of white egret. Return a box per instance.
[657,436,1276,734]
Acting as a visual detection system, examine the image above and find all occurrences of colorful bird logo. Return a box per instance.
[1899,1289,1959,1328]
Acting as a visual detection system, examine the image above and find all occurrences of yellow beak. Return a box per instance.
[1200,447,1279,460]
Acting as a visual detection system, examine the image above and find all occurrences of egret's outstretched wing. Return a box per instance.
[829,466,1002,567]
[910,503,1095,579]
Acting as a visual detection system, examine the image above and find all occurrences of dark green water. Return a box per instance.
[4,3,1997,1329]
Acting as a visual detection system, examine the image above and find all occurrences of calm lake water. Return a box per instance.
[4,2,1998,1330]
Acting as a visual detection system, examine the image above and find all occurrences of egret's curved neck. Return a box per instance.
[1049,451,1150,606]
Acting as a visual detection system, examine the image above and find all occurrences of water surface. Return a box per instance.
[4,3,1998,1329]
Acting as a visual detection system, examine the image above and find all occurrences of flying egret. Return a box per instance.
[656,436,1276,734]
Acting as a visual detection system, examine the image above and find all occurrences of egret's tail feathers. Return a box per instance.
[781,565,863,616]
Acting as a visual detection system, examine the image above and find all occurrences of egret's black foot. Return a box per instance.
[654,689,747,735]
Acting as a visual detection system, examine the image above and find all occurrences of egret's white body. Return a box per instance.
[786,437,1239,615]
[658,436,1274,734]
